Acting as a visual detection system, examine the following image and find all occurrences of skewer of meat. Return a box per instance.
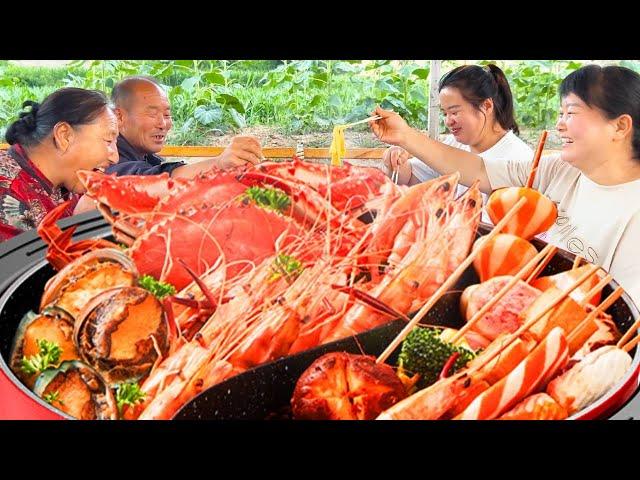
[566,286,624,354]
[461,284,626,419]
[498,393,568,420]
[577,274,612,309]
[377,266,600,420]
[376,196,528,364]
[466,264,599,375]
[455,326,569,420]
[451,243,556,345]
[546,345,632,415]
[486,131,557,240]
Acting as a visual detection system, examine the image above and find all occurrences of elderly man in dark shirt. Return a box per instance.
[106,76,263,178]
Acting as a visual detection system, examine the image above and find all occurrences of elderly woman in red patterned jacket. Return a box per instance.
[0,87,119,241]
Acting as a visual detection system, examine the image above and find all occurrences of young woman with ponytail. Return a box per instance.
[371,64,640,307]
[383,64,533,190]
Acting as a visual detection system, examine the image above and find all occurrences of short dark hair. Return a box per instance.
[560,64,640,160]
[439,64,519,136]
[111,76,163,111]
[5,87,109,147]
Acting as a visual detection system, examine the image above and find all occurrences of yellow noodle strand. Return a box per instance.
[329,125,346,167]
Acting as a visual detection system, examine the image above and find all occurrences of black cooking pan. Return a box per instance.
[0,215,638,420]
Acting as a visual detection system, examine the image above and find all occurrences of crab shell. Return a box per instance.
[40,248,138,321]
[33,360,118,420]
[255,158,394,212]
[73,286,170,386]
[128,200,307,291]
[77,170,189,215]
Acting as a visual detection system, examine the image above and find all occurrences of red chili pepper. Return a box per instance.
[439,351,460,380]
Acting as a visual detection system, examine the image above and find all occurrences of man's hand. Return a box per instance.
[216,135,263,169]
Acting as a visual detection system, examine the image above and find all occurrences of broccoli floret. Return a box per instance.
[397,327,476,388]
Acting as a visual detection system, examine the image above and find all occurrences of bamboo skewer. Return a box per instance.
[622,332,640,353]
[568,286,624,346]
[467,263,600,375]
[450,243,556,345]
[376,196,528,364]
[617,304,640,350]
[525,245,558,284]
[526,130,548,189]
[572,255,583,270]
[578,274,612,309]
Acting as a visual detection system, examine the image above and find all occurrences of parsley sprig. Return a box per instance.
[115,381,146,415]
[244,186,290,213]
[138,275,176,299]
[20,339,62,376]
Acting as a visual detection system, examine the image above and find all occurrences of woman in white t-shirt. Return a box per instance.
[370,64,640,308]
[383,64,533,195]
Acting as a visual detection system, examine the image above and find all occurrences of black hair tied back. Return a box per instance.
[18,101,40,131]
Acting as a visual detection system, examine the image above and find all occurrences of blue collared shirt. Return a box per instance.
[106,135,185,176]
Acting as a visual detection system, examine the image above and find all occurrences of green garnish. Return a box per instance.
[20,339,62,376]
[115,381,146,415]
[397,327,476,388]
[138,275,176,299]
[244,186,290,213]
[270,253,304,282]
[43,390,64,406]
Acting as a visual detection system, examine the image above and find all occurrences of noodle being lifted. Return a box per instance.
[329,125,346,166]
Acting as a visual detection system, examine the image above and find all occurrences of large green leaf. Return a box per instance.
[412,68,430,80]
[181,77,199,92]
[375,79,401,94]
[217,93,245,114]
[328,94,341,108]
[229,108,246,128]
[204,71,226,85]
[194,105,223,125]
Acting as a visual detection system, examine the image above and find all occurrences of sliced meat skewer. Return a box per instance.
[451,243,556,345]
[567,287,624,354]
[455,326,569,420]
[578,274,613,309]
[547,345,632,415]
[376,265,600,420]
[376,196,528,364]
[466,263,600,376]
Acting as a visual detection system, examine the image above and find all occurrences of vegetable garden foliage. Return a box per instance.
[1,60,629,145]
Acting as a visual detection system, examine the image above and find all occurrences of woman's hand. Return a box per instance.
[369,106,412,146]
[382,146,413,185]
